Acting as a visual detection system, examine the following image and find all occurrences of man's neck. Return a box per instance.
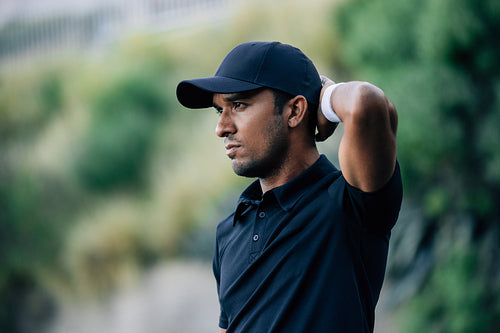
[259,148,320,193]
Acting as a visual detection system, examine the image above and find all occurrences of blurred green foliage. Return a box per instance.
[1,2,340,329]
[0,36,224,328]
[398,246,500,333]
[75,67,169,191]
[334,0,500,331]
[0,67,64,142]
[335,0,500,220]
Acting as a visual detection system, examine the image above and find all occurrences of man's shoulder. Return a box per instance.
[216,212,236,238]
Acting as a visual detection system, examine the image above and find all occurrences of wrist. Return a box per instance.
[321,83,344,123]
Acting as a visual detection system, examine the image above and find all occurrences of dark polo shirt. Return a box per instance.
[213,155,402,332]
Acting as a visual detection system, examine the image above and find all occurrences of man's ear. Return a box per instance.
[287,95,308,128]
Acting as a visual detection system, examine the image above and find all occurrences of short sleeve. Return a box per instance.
[342,161,403,234]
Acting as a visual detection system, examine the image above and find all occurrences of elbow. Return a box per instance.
[353,82,388,115]
[350,82,396,130]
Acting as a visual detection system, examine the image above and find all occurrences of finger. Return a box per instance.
[315,129,333,142]
[315,122,338,142]
[315,133,327,142]
[320,75,335,86]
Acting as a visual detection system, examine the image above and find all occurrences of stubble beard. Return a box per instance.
[231,116,289,179]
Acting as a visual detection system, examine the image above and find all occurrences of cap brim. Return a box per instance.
[176,76,263,109]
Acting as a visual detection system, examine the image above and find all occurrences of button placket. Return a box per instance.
[250,207,267,254]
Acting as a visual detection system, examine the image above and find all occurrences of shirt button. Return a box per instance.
[258,212,266,218]
[253,234,259,242]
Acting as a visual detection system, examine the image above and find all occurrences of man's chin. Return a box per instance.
[232,158,275,179]
[232,159,256,178]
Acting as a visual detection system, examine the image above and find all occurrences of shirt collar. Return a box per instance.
[232,155,338,225]
[232,180,261,225]
[272,155,338,211]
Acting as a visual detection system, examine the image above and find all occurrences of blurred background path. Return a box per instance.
[48,261,220,333]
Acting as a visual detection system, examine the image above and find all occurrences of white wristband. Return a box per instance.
[321,83,343,123]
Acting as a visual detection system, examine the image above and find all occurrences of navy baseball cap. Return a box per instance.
[176,41,322,109]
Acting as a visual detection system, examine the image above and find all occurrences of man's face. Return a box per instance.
[213,88,289,179]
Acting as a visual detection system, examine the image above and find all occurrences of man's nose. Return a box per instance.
[215,110,236,137]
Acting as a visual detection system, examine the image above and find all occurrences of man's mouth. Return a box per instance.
[225,142,241,157]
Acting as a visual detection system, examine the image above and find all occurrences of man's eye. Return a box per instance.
[215,107,223,115]
[233,102,245,110]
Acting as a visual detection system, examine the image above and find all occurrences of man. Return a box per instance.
[176,41,402,332]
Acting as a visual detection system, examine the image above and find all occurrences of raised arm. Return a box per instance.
[317,78,398,192]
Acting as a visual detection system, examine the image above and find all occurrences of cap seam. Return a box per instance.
[254,42,278,83]
[216,75,266,90]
